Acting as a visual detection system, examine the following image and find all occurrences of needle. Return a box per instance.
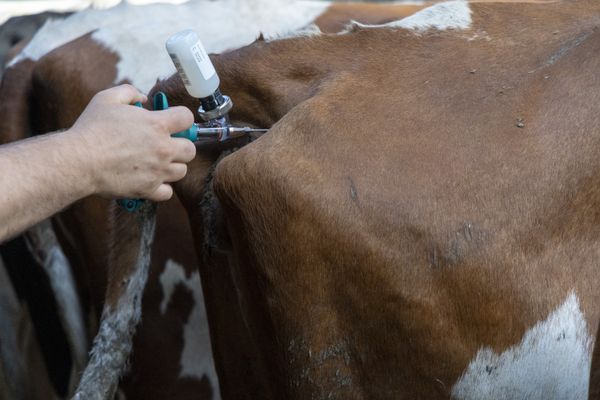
[189,125,269,142]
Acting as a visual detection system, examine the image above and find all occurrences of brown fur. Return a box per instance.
[592,343,600,398]
[147,1,600,398]
[0,59,35,144]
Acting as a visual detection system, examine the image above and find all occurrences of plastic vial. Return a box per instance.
[166,29,220,99]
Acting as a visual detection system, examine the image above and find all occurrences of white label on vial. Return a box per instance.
[169,53,191,86]
[190,41,216,80]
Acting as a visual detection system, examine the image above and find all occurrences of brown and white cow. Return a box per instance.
[100,0,600,399]
[0,1,432,398]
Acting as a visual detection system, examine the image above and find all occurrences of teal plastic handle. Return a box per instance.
[154,92,198,141]
[118,93,196,213]
[172,125,198,141]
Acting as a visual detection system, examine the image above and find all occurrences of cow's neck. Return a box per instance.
[214,36,344,129]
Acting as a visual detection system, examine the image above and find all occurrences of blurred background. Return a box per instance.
[0,0,189,73]
[0,0,395,75]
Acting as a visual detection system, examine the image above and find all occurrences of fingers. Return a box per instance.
[98,84,147,105]
[170,138,196,163]
[147,184,173,202]
[152,106,194,134]
[144,162,188,201]
[164,163,188,183]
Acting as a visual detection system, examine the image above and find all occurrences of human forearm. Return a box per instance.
[0,130,94,241]
[0,85,195,243]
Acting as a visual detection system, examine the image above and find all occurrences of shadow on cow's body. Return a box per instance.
[136,1,600,399]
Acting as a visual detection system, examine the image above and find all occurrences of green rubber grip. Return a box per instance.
[153,92,198,141]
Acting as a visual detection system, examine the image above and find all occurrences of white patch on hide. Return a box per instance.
[348,1,472,33]
[159,259,220,399]
[9,0,331,93]
[159,259,187,315]
[269,23,323,41]
[451,292,593,400]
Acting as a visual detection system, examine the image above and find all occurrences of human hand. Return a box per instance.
[67,84,196,201]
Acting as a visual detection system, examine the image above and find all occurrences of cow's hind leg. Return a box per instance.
[73,202,156,400]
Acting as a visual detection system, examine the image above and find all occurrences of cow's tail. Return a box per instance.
[24,221,90,394]
[0,59,90,395]
[73,202,157,400]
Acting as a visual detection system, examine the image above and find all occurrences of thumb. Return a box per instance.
[151,106,195,135]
